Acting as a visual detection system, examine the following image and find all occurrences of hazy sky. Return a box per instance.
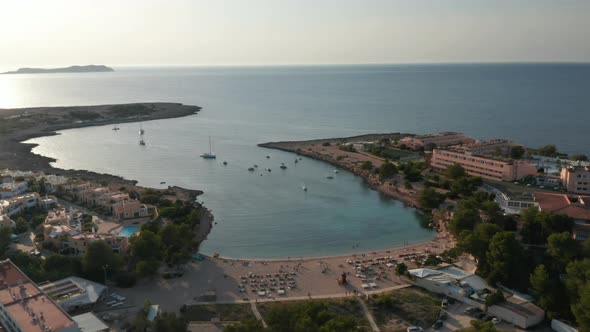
[1,0,589,67]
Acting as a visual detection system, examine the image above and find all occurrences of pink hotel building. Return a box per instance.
[431,149,538,182]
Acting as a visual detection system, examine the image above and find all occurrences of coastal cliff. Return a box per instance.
[2,65,114,74]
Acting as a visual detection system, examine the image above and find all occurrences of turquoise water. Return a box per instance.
[7,64,590,257]
[119,225,140,238]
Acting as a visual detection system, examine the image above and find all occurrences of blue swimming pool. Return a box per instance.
[118,225,139,238]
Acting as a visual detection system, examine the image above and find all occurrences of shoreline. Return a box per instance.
[0,102,200,185]
[259,133,421,208]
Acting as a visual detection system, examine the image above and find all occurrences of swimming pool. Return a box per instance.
[118,225,139,238]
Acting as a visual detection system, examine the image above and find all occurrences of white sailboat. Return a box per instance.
[139,123,145,135]
[200,136,216,159]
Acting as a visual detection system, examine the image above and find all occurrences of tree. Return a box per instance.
[129,230,162,261]
[486,232,528,288]
[82,241,123,281]
[446,163,466,179]
[572,282,590,332]
[395,262,408,277]
[449,208,481,236]
[224,320,264,332]
[135,259,160,278]
[571,154,589,161]
[485,289,506,307]
[547,232,579,269]
[458,223,501,270]
[510,146,526,159]
[418,188,446,210]
[565,259,590,300]
[360,160,373,171]
[530,264,552,309]
[15,217,28,234]
[0,227,13,256]
[152,312,187,332]
[378,162,398,180]
[538,144,557,157]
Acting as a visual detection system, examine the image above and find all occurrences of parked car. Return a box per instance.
[492,317,502,325]
[441,299,448,309]
[407,327,423,332]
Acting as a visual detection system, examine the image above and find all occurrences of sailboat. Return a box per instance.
[139,123,145,135]
[139,139,146,146]
[200,136,216,159]
[112,124,120,131]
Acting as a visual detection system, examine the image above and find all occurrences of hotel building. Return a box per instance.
[400,132,475,150]
[431,149,537,182]
[561,165,590,194]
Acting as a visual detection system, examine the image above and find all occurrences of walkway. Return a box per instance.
[356,296,380,332]
[249,301,267,328]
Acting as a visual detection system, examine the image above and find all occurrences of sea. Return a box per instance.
[2,63,589,258]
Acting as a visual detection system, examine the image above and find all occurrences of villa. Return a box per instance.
[0,192,40,217]
[450,139,522,156]
[431,148,537,182]
[73,183,151,221]
[400,132,475,150]
[0,181,28,199]
[0,214,15,229]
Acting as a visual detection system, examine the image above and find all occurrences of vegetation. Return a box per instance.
[68,111,102,121]
[417,187,446,210]
[378,162,398,180]
[182,303,255,322]
[510,145,526,159]
[398,161,426,182]
[82,241,124,282]
[0,227,12,256]
[360,160,373,171]
[367,287,440,329]
[571,154,589,161]
[458,320,499,332]
[2,251,82,282]
[108,104,156,117]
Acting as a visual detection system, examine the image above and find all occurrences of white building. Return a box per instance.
[409,265,544,329]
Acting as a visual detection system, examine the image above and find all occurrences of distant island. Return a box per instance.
[2,64,114,74]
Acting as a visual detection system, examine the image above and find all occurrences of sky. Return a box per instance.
[1,0,589,67]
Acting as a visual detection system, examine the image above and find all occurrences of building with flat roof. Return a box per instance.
[431,148,537,182]
[38,277,106,313]
[561,165,590,194]
[400,132,475,150]
[0,259,81,332]
[71,313,108,332]
[409,265,544,329]
[534,192,590,241]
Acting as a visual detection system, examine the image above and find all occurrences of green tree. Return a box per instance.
[446,163,466,179]
[129,230,162,261]
[530,264,551,307]
[572,282,590,332]
[224,320,264,332]
[485,289,506,307]
[571,154,589,161]
[458,223,502,270]
[395,262,408,277]
[418,188,446,210]
[510,146,526,159]
[82,241,123,281]
[378,162,398,180]
[15,217,28,234]
[538,144,557,157]
[547,232,579,269]
[135,259,160,278]
[360,160,373,170]
[486,232,528,288]
[565,259,590,300]
[0,227,13,256]
[449,208,481,236]
[152,312,187,332]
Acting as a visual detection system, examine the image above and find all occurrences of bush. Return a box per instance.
[360,160,373,170]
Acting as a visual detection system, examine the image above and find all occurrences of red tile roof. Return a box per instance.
[534,193,590,221]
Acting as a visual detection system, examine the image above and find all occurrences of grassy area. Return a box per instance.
[368,146,419,161]
[258,298,370,327]
[181,303,255,322]
[366,287,441,331]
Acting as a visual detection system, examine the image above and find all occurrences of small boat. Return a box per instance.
[201,136,217,159]
[112,124,120,131]
[223,161,228,165]
[139,123,145,135]
[266,156,270,159]
[302,185,308,191]
[266,168,272,172]
[326,176,334,179]
[248,167,255,172]
[294,159,298,163]
[280,164,287,170]
[139,139,146,146]
[333,170,339,173]
[254,164,258,168]
[160,181,166,184]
